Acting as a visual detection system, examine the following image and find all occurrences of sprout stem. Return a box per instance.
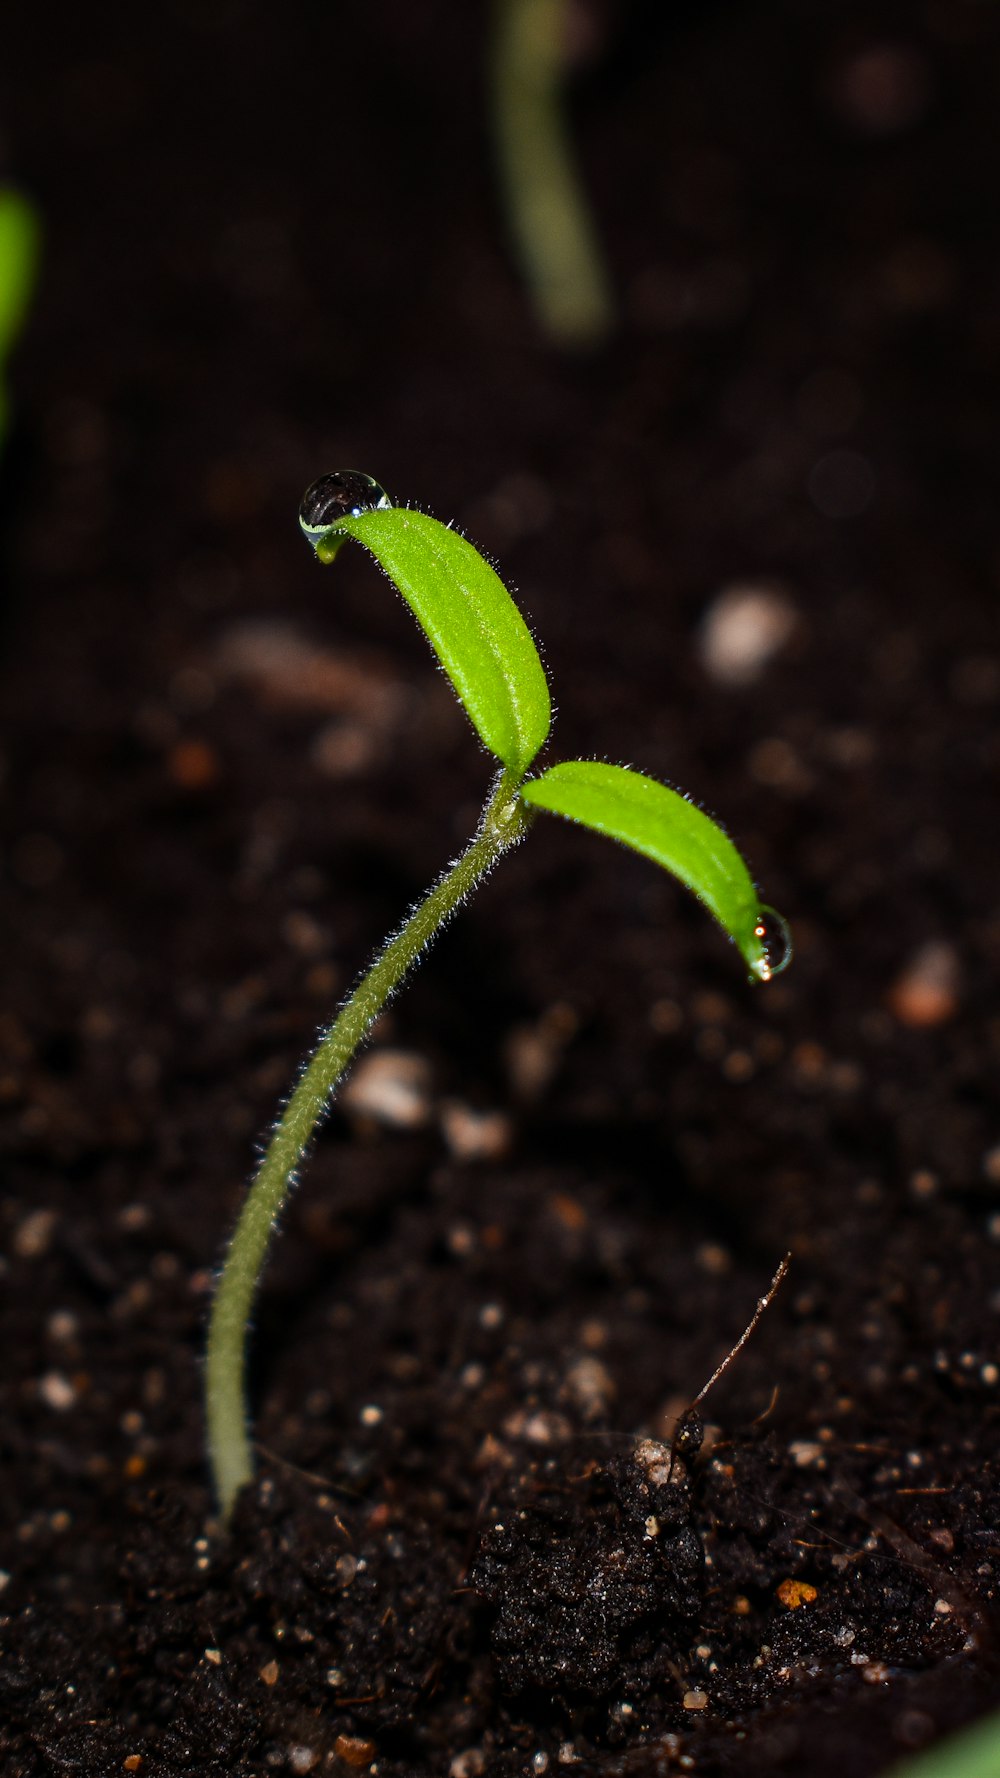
[206,769,532,1521]
[491,0,613,347]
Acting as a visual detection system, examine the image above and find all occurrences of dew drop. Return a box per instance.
[750,904,793,983]
[299,471,392,545]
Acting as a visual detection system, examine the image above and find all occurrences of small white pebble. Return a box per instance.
[563,1355,616,1421]
[359,1404,383,1427]
[440,1101,511,1161]
[634,1438,673,1486]
[448,1750,486,1778]
[38,1371,77,1412]
[325,1667,344,1688]
[788,1440,825,1468]
[683,1689,709,1710]
[341,1049,432,1129]
[335,1553,359,1586]
[503,1409,570,1445]
[204,1648,222,1665]
[0,1570,11,1592]
[13,1208,58,1259]
[699,583,797,686]
[982,1363,999,1386]
[933,1599,952,1615]
[288,1747,320,1774]
[888,941,959,1029]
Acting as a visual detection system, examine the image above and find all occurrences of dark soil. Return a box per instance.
[2,2,999,1773]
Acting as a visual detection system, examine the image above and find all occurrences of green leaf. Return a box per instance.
[309,501,551,778]
[0,188,40,363]
[883,1710,1000,1778]
[0,188,40,452]
[520,759,787,981]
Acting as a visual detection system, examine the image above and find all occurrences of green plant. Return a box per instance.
[0,187,41,450]
[205,469,791,1520]
[885,1710,1000,1778]
[491,0,613,346]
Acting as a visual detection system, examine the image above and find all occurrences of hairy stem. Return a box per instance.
[206,770,531,1520]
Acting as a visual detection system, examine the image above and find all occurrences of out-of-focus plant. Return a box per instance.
[885,1709,1000,1778]
[491,0,613,346]
[0,188,40,450]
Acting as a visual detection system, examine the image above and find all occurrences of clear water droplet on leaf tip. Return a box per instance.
[299,471,392,540]
[751,904,793,982]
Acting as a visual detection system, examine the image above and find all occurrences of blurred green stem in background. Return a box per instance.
[0,188,41,448]
[491,0,613,347]
[885,1710,1000,1778]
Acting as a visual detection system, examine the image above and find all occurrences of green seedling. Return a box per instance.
[885,1709,1000,1778]
[0,187,41,449]
[206,470,791,1520]
[491,0,613,346]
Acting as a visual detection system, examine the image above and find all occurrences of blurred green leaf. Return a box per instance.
[0,188,40,361]
[0,187,40,448]
[884,1710,1000,1778]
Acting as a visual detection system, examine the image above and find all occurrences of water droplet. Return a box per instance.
[299,471,391,545]
[750,905,793,983]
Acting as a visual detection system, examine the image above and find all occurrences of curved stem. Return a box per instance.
[491,0,613,347]
[206,770,531,1520]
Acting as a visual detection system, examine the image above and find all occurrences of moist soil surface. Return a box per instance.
[1,3,999,1774]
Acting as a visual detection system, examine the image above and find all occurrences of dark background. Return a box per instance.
[1,3,999,1774]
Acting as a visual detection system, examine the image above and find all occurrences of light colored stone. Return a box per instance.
[699,583,797,686]
[38,1371,77,1411]
[887,941,959,1028]
[13,1208,57,1259]
[342,1049,432,1129]
[562,1355,616,1420]
[440,1101,511,1161]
